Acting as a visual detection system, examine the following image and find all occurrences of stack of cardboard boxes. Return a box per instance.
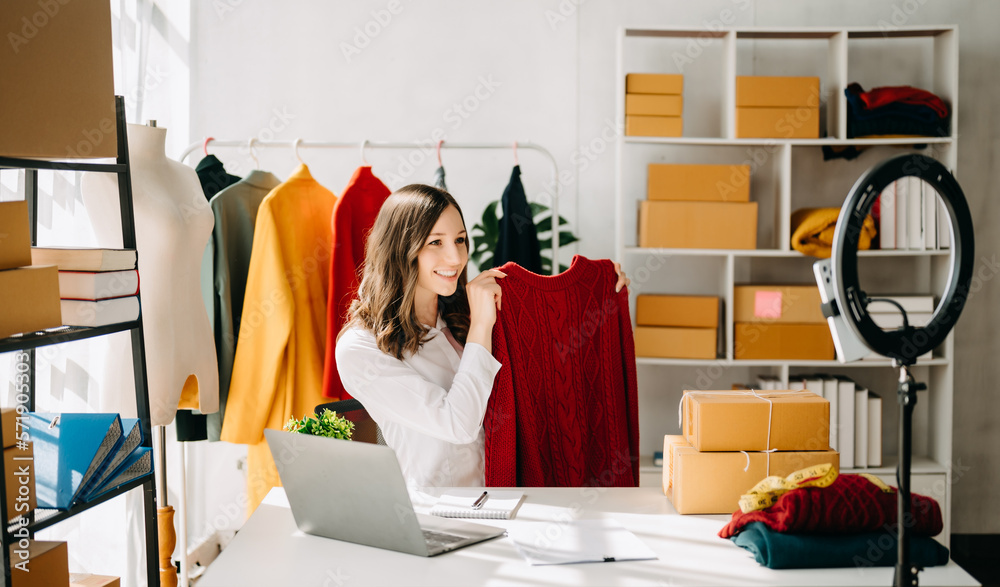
[736,76,821,139]
[664,390,838,514]
[638,163,758,249]
[624,74,683,137]
[634,295,719,359]
[733,284,835,360]
[0,201,62,339]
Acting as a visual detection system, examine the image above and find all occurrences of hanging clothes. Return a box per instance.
[433,165,448,191]
[205,170,283,441]
[494,165,543,273]
[484,255,639,487]
[321,166,391,399]
[196,154,241,200]
[220,164,337,513]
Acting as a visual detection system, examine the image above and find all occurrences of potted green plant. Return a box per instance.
[469,200,578,274]
[284,409,355,440]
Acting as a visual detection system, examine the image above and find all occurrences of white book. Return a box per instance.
[506,519,657,565]
[879,182,896,249]
[822,377,839,451]
[923,180,937,250]
[836,377,856,469]
[872,312,933,329]
[855,386,868,468]
[938,200,951,248]
[58,270,139,301]
[868,392,882,467]
[895,179,908,251]
[908,177,924,250]
[755,375,780,391]
[804,376,824,399]
[60,296,140,327]
[788,377,806,391]
[867,296,935,314]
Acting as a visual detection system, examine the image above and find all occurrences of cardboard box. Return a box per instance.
[664,435,840,514]
[625,94,683,116]
[648,164,751,202]
[71,574,121,587]
[0,266,62,338]
[736,76,821,107]
[626,115,683,137]
[2,408,17,449]
[736,106,820,139]
[734,322,835,360]
[8,540,68,587]
[625,73,683,95]
[4,442,35,519]
[733,285,825,324]
[634,326,717,360]
[637,295,719,328]
[681,390,830,451]
[0,1,115,159]
[0,201,33,271]
[638,201,757,249]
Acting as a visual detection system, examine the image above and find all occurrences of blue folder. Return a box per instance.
[29,413,123,510]
[82,447,153,502]
[78,418,143,500]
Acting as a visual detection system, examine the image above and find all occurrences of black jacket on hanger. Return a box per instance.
[494,165,543,274]
[196,155,241,200]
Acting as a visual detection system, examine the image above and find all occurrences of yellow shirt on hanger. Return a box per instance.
[221,164,337,513]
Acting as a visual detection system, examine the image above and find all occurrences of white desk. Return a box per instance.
[199,487,979,587]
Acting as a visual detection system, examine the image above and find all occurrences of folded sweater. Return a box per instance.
[791,207,876,259]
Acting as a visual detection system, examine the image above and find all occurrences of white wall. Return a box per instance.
[179,0,1000,548]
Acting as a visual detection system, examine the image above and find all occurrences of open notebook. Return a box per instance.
[430,490,524,520]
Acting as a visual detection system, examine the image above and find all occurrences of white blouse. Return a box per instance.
[335,316,502,487]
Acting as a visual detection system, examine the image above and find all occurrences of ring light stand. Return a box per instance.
[816,154,975,587]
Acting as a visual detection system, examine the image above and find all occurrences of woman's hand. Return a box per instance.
[613,261,630,293]
[465,269,506,350]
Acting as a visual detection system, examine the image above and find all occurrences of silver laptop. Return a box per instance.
[264,429,506,556]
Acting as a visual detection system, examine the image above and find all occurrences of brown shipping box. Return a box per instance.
[0,266,62,339]
[5,442,35,519]
[634,326,717,360]
[71,574,121,587]
[0,201,33,271]
[638,201,757,249]
[625,73,683,95]
[625,94,683,116]
[733,285,825,324]
[734,322,835,360]
[9,540,69,587]
[625,115,683,137]
[736,76,821,107]
[648,164,751,202]
[0,1,115,159]
[637,295,719,328]
[664,435,840,514]
[2,408,17,449]
[736,107,820,139]
[681,390,830,451]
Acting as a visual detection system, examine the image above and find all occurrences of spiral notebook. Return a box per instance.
[430,490,524,520]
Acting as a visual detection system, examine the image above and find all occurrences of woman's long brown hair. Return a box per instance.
[346,184,471,359]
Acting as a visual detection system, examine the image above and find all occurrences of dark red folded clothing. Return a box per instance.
[857,85,949,119]
[719,473,943,539]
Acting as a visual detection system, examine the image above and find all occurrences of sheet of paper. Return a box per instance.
[505,518,658,565]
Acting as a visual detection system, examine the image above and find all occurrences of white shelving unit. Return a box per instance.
[615,25,959,543]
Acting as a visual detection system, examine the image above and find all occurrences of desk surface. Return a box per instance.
[199,487,979,587]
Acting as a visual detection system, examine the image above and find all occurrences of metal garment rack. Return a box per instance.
[179,139,564,275]
[0,97,159,586]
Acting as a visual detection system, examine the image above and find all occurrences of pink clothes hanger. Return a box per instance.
[436,139,444,167]
[203,137,214,156]
[512,141,519,166]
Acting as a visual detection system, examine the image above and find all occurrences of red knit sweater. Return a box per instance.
[321,166,391,399]
[484,256,639,487]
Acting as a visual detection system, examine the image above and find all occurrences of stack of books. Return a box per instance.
[788,375,883,469]
[0,201,62,338]
[877,178,951,251]
[31,247,140,327]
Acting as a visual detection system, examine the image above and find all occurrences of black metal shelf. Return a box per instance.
[0,321,140,354]
[7,474,155,535]
[0,156,125,174]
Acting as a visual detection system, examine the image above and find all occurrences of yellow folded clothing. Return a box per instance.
[790,207,875,258]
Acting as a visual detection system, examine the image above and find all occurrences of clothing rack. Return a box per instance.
[179,139,564,275]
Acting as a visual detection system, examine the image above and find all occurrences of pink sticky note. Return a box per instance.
[754,290,783,319]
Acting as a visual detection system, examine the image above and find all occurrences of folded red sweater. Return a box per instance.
[484,255,639,487]
[857,85,950,119]
[719,473,943,538]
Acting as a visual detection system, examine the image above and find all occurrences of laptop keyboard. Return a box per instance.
[422,529,466,551]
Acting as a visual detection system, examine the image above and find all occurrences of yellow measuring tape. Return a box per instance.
[738,463,839,513]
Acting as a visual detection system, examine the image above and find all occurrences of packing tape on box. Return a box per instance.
[678,389,804,451]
